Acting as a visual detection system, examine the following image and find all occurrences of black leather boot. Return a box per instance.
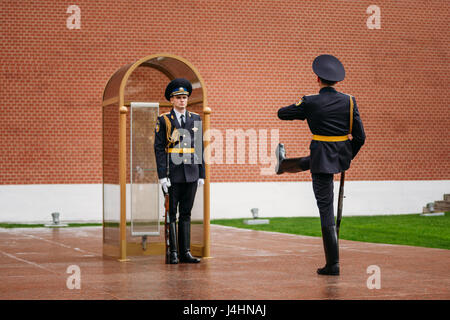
[317,225,340,275]
[168,221,179,264]
[178,219,200,263]
[275,143,310,174]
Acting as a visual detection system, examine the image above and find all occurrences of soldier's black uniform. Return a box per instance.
[277,55,366,275]
[155,108,205,185]
[278,87,365,225]
[154,78,205,264]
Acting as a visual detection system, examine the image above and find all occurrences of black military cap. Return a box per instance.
[165,78,192,101]
[312,54,345,82]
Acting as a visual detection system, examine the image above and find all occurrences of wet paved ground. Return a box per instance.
[0,225,449,300]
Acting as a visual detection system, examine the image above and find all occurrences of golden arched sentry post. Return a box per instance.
[110,53,211,261]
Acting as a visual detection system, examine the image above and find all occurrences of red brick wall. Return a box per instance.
[1,0,449,184]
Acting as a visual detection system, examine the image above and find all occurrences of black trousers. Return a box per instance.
[312,173,335,227]
[298,156,336,228]
[168,182,198,223]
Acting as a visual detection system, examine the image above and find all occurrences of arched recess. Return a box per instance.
[102,54,211,261]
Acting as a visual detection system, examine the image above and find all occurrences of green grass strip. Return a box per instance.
[212,213,450,250]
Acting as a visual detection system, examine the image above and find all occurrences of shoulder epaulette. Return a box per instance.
[296,94,315,106]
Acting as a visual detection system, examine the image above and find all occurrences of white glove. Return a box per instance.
[159,178,171,193]
[198,178,204,187]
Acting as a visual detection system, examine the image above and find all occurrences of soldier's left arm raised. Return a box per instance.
[277,96,307,120]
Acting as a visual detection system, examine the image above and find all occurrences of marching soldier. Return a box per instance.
[154,78,205,264]
[276,55,366,275]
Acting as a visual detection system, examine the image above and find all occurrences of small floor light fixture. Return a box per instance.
[244,208,269,225]
[420,203,445,217]
[45,212,68,227]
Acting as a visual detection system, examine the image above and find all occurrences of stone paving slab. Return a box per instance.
[0,226,448,300]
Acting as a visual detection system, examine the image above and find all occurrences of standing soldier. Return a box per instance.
[154,78,205,264]
[276,55,366,275]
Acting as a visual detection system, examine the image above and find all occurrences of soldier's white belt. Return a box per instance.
[167,148,195,153]
[312,135,349,142]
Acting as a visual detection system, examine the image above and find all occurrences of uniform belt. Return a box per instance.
[312,135,349,142]
[167,148,195,153]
